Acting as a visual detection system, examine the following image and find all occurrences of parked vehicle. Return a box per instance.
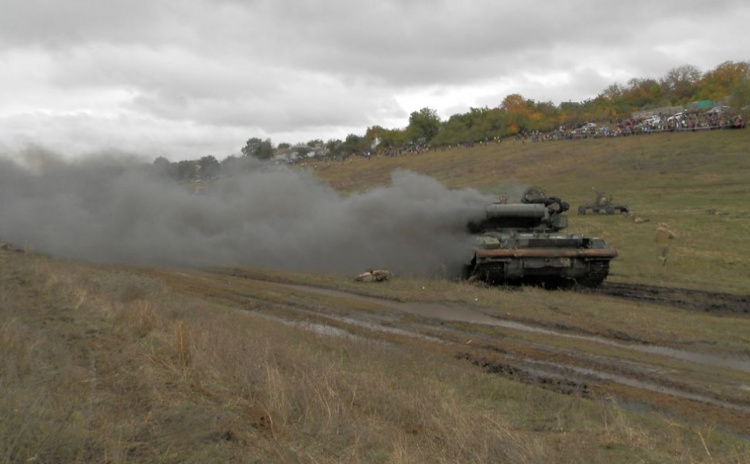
[577,189,629,215]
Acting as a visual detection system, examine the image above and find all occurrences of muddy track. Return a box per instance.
[591,282,750,315]
[186,268,750,434]
[264,281,750,431]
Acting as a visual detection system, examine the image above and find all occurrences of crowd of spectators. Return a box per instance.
[287,106,746,165]
[559,106,745,140]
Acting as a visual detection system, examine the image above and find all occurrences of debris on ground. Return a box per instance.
[355,269,392,282]
[623,211,650,223]
[707,208,728,216]
[0,240,21,252]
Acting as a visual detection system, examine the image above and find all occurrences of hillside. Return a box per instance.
[312,129,750,293]
[2,129,750,463]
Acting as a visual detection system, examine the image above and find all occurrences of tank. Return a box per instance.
[464,187,617,288]
[577,188,629,215]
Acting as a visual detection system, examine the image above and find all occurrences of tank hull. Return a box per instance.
[469,248,615,288]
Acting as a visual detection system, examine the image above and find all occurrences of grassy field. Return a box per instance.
[3,250,750,464]
[313,129,750,293]
[2,130,750,463]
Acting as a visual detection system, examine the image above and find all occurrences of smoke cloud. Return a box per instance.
[0,150,494,277]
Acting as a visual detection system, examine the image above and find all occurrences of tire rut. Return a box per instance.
[592,282,750,315]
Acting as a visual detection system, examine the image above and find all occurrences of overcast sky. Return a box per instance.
[1,0,748,162]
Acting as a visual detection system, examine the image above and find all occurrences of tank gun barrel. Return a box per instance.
[485,203,548,220]
[473,202,567,232]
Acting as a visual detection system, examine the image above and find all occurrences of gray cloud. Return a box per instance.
[0,0,748,157]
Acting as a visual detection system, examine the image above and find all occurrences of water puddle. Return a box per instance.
[248,311,380,345]
[245,308,443,345]
[330,315,445,342]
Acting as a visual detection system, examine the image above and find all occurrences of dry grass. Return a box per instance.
[2,250,750,463]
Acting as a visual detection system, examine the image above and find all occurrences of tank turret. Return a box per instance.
[465,187,617,288]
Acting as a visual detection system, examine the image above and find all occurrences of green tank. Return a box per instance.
[577,188,629,215]
[464,187,617,288]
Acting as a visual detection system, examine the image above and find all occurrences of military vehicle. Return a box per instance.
[577,188,629,215]
[464,187,618,288]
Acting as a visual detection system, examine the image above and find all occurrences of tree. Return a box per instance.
[152,156,177,179]
[730,76,750,114]
[293,145,313,157]
[660,64,702,103]
[622,78,662,109]
[197,155,220,179]
[500,94,534,133]
[241,137,274,160]
[343,134,365,154]
[500,94,531,114]
[699,60,750,101]
[220,155,239,174]
[153,156,170,168]
[407,107,441,142]
[175,160,198,181]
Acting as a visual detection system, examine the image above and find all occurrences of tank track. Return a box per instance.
[469,260,611,289]
[468,262,507,285]
[575,261,610,288]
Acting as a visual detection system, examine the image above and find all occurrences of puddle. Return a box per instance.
[240,293,445,343]
[330,315,445,343]
[249,311,381,345]
[244,308,445,346]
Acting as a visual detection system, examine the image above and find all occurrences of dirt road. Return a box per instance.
[164,268,750,435]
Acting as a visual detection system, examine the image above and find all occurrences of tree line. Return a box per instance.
[156,60,750,178]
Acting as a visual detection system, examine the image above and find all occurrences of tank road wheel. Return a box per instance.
[461,264,473,281]
[577,206,586,215]
[541,277,576,290]
[605,206,615,215]
[470,263,508,286]
[576,261,610,288]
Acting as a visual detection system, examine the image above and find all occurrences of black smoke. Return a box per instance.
[0,149,494,277]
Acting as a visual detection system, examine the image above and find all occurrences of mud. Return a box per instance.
[457,352,593,397]
[594,282,750,315]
